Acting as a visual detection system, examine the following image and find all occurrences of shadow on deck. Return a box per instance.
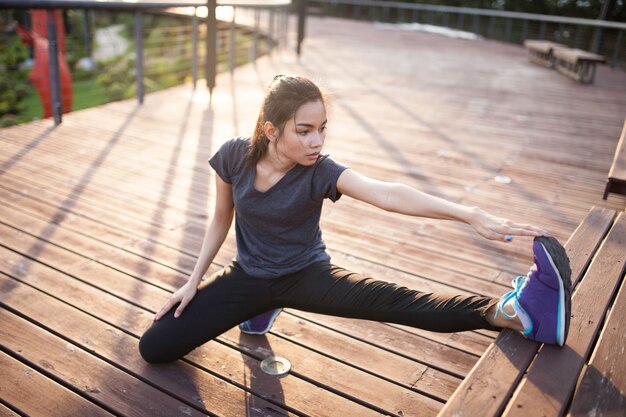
[1,16,625,417]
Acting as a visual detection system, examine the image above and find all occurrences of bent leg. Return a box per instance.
[272,262,499,332]
[139,263,274,363]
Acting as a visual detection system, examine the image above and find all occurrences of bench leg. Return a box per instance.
[603,181,611,200]
[578,61,596,84]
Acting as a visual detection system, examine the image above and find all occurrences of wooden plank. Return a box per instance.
[553,48,607,64]
[436,206,616,417]
[609,119,626,181]
[0,194,488,376]
[0,403,22,417]
[502,212,626,417]
[523,40,567,54]
[0,352,114,417]
[290,310,478,378]
[566,270,626,417]
[604,118,626,199]
[0,229,440,415]
[225,313,460,402]
[0,135,536,284]
[0,272,386,417]
[0,308,209,417]
[0,177,494,366]
[2,16,626,416]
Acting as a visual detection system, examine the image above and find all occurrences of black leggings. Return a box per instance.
[139,261,499,363]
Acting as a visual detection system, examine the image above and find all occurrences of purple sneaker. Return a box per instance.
[239,309,282,335]
[495,236,572,346]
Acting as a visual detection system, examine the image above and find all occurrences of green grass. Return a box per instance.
[20,76,109,123]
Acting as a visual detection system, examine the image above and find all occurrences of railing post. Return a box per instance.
[487,15,494,39]
[297,0,307,56]
[574,25,582,48]
[46,9,62,125]
[82,9,92,59]
[229,6,236,73]
[521,19,528,43]
[472,14,479,35]
[253,7,259,61]
[269,7,275,53]
[457,13,464,30]
[505,17,512,42]
[591,27,603,53]
[283,6,289,49]
[539,20,546,39]
[192,8,198,89]
[134,11,144,104]
[205,0,217,93]
[612,29,623,68]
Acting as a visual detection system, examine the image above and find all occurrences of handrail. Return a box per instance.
[0,0,291,9]
[318,0,626,30]
[1,0,298,126]
[313,0,625,71]
[0,1,207,10]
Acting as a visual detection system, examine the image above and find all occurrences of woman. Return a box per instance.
[139,75,571,363]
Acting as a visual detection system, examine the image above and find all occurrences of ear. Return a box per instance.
[263,121,278,142]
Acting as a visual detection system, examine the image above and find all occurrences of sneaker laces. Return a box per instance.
[494,276,527,320]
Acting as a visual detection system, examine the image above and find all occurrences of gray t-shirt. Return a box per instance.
[209,137,349,278]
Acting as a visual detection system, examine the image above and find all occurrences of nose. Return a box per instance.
[310,131,323,148]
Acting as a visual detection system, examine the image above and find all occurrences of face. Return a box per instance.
[271,99,327,167]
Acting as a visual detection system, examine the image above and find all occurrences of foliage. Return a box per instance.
[0,35,30,127]
[95,54,136,101]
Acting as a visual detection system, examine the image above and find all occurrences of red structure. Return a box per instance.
[17,10,73,118]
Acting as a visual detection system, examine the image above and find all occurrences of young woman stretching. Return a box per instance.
[139,75,572,363]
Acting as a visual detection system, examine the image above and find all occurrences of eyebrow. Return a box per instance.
[296,119,328,128]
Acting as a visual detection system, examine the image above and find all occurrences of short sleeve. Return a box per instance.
[311,155,349,202]
[208,138,249,183]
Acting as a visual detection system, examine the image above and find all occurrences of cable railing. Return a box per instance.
[310,0,626,70]
[0,0,298,126]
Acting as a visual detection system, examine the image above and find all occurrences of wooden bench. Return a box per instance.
[438,206,626,417]
[553,47,607,84]
[604,118,626,200]
[523,40,568,69]
[524,40,606,84]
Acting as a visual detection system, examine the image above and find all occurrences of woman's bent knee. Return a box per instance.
[139,328,182,364]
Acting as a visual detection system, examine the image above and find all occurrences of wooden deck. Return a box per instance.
[2,16,626,417]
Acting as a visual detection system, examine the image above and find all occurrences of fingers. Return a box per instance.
[154,290,196,320]
[154,299,175,321]
[174,297,191,318]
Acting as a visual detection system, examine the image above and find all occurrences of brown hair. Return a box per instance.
[248,75,325,164]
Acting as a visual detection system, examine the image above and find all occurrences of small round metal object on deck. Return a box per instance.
[260,356,291,376]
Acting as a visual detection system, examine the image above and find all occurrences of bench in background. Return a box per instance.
[604,118,626,200]
[438,206,626,417]
[523,40,567,68]
[553,47,607,84]
[524,40,606,84]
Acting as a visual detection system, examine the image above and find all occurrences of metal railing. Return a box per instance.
[310,0,626,69]
[0,0,301,125]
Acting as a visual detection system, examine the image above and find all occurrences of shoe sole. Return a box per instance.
[535,236,572,346]
[239,309,283,335]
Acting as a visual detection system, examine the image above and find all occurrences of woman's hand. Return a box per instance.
[154,281,198,320]
[469,208,548,242]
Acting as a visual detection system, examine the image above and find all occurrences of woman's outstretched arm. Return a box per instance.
[155,175,235,320]
[336,169,547,242]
